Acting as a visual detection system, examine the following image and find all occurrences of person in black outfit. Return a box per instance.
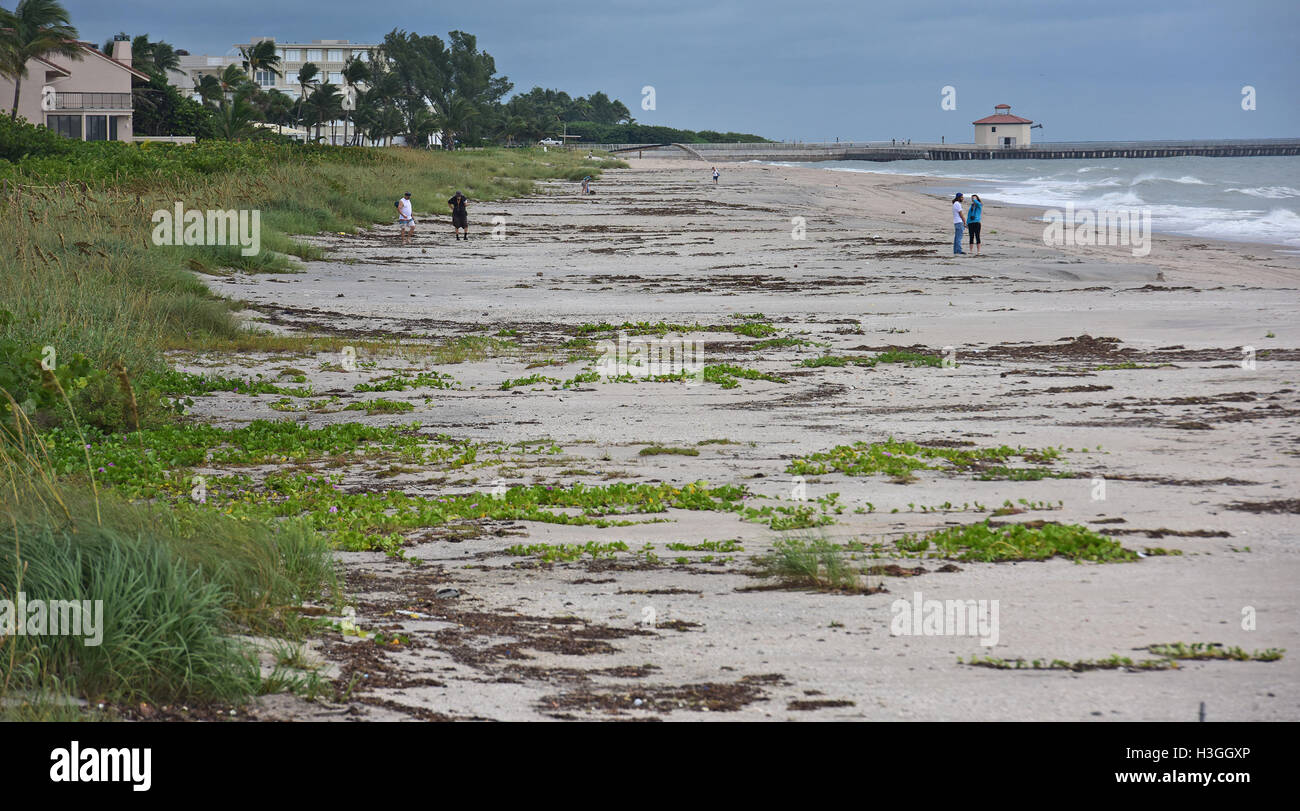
[448,191,469,240]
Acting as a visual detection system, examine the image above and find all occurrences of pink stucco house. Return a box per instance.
[1,36,148,140]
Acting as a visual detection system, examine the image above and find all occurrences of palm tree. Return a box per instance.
[303,82,341,142]
[148,40,179,77]
[217,62,251,98]
[260,88,294,135]
[195,74,223,106]
[206,90,258,141]
[239,39,280,89]
[0,0,81,120]
[295,61,318,131]
[432,95,477,150]
[340,56,368,146]
[404,106,439,148]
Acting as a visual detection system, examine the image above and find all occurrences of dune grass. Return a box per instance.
[0,133,617,432]
[755,536,875,592]
[0,404,341,718]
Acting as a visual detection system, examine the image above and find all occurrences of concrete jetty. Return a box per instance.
[590,138,1300,162]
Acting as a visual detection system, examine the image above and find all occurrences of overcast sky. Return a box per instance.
[65,0,1298,141]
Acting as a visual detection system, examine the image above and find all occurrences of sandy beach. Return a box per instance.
[192,157,1299,721]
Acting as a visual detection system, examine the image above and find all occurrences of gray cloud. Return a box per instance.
[67,0,1300,139]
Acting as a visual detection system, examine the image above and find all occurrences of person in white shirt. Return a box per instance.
[951,192,966,255]
[395,191,415,244]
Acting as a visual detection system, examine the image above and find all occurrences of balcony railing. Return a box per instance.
[53,92,132,110]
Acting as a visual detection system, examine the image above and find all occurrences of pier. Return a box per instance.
[590,138,1300,162]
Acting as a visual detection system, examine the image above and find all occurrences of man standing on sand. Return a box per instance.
[448,191,469,240]
[711,166,720,185]
[952,192,966,255]
[395,191,414,245]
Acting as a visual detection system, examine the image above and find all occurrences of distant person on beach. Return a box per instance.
[967,194,982,255]
[712,166,720,185]
[581,175,592,194]
[395,192,414,245]
[448,191,469,240]
[952,192,966,255]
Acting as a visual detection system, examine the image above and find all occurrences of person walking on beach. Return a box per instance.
[967,194,983,256]
[395,191,415,245]
[711,166,720,185]
[448,191,469,240]
[952,192,966,255]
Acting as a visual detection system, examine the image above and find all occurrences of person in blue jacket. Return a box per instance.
[967,194,983,256]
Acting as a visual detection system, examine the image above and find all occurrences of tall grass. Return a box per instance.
[0,131,618,431]
[0,402,340,716]
[756,535,869,591]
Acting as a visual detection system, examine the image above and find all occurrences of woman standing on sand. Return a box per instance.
[967,194,982,255]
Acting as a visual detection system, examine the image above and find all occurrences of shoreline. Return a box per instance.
[731,157,1300,255]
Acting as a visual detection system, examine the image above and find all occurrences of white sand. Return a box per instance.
[201,157,1299,721]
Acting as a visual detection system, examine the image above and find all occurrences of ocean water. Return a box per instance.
[777,156,1300,249]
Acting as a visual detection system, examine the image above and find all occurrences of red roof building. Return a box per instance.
[973,104,1034,146]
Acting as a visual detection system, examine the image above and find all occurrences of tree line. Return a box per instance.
[2,1,765,146]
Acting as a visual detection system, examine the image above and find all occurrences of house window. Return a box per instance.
[285,71,298,86]
[329,72,342,84]
[991,126,997,132]
[281,48,300,61]
[306,49,322,61]
[353,49,369,61]
[327,49,344,62]
[255,70,277,87]
[109,116,119,141]
[85,115,108,141]
[47,114,81,139]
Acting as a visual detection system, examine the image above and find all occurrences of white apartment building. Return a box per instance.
[238,38,379,99]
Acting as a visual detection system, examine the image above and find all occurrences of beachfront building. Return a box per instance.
[167,38,381,143]
[0,34,149,141]
[168,51,238,97]
[171,39,381,103]
[973,104,1033,147]
[236,38,379,101]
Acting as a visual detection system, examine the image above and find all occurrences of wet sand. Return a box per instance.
[197,157,1299,721]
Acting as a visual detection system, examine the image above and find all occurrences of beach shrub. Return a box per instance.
[0,422,341,713]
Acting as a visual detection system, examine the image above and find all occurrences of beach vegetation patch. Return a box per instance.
[799,350,943,369]
[752,537,881,593]
[787,439,1068,481]
[354,372,455,392]
[962,643,1282,672]
[639,445,700,457]
[342,399,414,415]
[896,520,1136,563]
[574,320,779,339]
